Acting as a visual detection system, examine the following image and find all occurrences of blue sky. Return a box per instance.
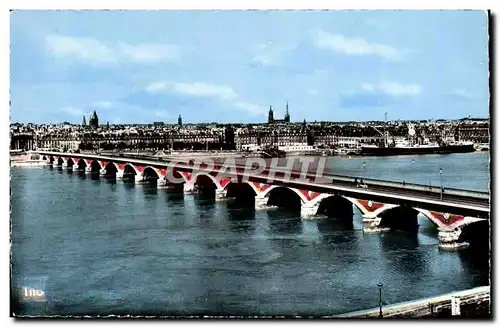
[10,10,489,124]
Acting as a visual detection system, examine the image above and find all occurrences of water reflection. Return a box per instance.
[10,163,490,317]
[379,231,430,277]
[266,209,302,236]
[226,201,256,234]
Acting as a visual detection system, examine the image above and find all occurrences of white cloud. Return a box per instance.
[307,89,319,96]
[361,83,376,92]
[313,30,406,61]
[46,34,182,65]
[362,82,422,96]
[233,101,268,116]
[153,111,172,119]
[63,106,85,116]
[252,42,294,67]
[145,81,237,100]
[46,35,117,64]
[145,80,266,116]
[449,89,478,100]
[118,43,182,64]
[92,101,114,109]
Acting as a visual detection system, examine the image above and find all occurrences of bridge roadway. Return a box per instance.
[35,151,489,218]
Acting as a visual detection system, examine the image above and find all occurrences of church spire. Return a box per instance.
[268,105,274,124]
[284,101,290,123]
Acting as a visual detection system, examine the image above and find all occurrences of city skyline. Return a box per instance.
[10,10,489,124]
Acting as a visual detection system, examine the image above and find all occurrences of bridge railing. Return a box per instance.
[325,173,490,199]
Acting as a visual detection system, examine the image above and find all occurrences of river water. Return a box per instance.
[11,152,490,316]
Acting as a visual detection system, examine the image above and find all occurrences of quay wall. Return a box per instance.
[334,286,490,318]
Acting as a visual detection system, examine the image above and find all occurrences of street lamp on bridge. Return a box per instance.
[439,168,443,200]
[377,282,384,318]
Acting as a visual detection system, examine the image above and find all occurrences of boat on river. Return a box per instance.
[360,123,475,156]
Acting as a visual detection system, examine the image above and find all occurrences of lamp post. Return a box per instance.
[378,282,383,318]
[439,168,443,200]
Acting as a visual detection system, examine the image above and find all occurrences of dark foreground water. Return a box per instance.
[11,152,490,316]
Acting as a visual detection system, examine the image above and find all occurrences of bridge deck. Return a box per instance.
[34,151,490,216]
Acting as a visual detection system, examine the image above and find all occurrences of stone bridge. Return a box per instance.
[35,151,490,250]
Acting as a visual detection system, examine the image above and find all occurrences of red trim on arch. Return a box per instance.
[219,177,232,188]
[251,182,271,193]
[357,199,385,213]
[298,189,321,201]
[428,211,464,226]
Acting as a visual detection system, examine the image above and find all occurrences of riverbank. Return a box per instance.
[10,161,50,168]
[10,152,49,168]
[334,286,490,318]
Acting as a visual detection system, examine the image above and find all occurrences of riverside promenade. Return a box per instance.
[334,286,490,318]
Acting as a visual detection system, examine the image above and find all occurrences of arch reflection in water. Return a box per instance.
[266,210,302,236]
[193,192,217,224]
[226,200,257,234]
[378,231,431,277]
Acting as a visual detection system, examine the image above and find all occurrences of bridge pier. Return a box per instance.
[72,165,83,172]
[62,162,70,169]
[116,171,125,179]
[363,215,390,234]
[99,168,107,176]
[300,202,320,219]
[157,178,167,188]
[438,227,468,250]
[183,182,196,194]
[215,189,230,202]
[255,195,274,210]
[134,175,145,183]
[52,162,60,167]
[85,166,93,174]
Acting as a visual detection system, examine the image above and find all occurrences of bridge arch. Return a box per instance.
[75,158,86,170]
[266,186,303,211]
[316,195,356,219]
[307,194,378,217]
[192,172,220,190]
[226,181,257,197]
[166,170,187,185]
[122,163,138,176]
[102,162,118,175]
[65,157,75,166]
[377,206,420,233]
[89,160,102,173]
[142,166,160,180]
[258,185,309,204]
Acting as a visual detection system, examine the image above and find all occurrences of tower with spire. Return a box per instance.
[268,105,274,124]
[284,101,290,123]
[178,114,183,126]
[88,110,99,129]
[82,115,86,126]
